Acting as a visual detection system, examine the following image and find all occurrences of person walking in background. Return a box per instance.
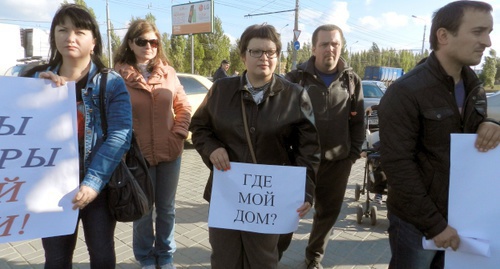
[379,1,500,268]
[278,24,365,269]
[23,4,132,268]
[189,23,320,269]
[212,59,230,81]
[114,19,191,269]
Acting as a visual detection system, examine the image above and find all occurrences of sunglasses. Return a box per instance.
[134,38,159,48]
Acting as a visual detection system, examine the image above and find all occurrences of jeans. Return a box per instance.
[42,190,116,269]
[388,212,444,269]
[133,157,181,266]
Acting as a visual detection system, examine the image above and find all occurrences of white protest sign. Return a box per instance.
[209,162,306,234]
[0,76,79,243]
[445,134,500,268]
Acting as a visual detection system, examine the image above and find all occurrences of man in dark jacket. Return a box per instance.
[379,1,500,268]
[278,24,365,269]
[212,59,230,81]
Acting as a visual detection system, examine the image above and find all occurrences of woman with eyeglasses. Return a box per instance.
[114,19,191,269]
[23,4,132,268]
[189,24,320,268]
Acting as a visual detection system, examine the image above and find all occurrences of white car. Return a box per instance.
[487,91,500,121]
[177,73,212,141]
[177,73,212,116]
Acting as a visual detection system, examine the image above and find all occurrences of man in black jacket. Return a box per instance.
[379,1,500,268]
[278,24,365,269]
[212,59,230,81]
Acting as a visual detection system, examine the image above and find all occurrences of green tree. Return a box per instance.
[170,35,188,72]
[481,49,497,88]
[296,42,312,66]
[162,33,172,63]
[196,17,231,76]
[495,56,500,83]
[398,50,414,74]
[191,34,206,74]
[229,41,244,75]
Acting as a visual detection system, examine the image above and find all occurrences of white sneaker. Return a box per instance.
[141,265,156,269]
[374,193,383,204]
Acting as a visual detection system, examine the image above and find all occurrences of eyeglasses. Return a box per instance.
[134,38,159,48]
[247,49,277,59]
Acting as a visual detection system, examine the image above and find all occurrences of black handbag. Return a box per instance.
[99,69,154,222]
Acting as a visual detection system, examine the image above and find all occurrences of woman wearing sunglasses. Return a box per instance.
[114,19,191,269]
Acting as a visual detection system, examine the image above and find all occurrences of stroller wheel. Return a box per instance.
[355,183,361,201]
[356,204,363,224]
[370,206,377,226]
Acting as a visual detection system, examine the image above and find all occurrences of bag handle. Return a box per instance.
[240,93,257,163]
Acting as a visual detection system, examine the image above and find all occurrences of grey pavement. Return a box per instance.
[0,143,390,269]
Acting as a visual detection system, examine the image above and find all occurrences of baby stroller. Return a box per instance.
[354,109,388,225]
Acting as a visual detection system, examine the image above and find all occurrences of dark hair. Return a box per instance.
[312,24,344,47]
[23,4,105,77]
[114,19,168,71]
[430,0,492,50]
[238,24,282,57]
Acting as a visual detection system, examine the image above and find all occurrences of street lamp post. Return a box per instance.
[279,24,289,75]
[412,15,427,55]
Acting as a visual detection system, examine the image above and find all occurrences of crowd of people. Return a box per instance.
[19,1,500,269]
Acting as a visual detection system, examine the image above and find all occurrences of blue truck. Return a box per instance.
[363,66,404,84]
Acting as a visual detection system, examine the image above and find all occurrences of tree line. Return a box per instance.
[73,0,498,88]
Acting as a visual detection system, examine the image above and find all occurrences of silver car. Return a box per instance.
[487,92,500,121]
[362,80,385,132]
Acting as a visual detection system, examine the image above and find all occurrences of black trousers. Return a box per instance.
[278,158,353,262]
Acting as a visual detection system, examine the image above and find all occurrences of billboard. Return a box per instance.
[172,0,213,35]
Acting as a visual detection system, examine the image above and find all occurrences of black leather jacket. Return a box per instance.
[190,72,321,204]
[286,57,365,162]
[379,52,491,238]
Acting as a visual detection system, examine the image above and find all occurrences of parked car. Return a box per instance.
[4,57,47,77]
[487,91,500,121]
[362,80,387,92]
[177,73,212,115]
[177,73,212,141]
[362,80,385,132]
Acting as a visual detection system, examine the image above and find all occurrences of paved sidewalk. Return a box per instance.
[0,143,390,269]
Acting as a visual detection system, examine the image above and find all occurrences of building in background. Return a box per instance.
[0,23,49,75]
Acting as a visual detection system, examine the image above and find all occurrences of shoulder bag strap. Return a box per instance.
[240,93,257,163]
[99,69,110,137]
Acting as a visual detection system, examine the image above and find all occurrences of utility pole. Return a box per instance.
[291,0,299,70]
[278,24,289,74]
[191,34,194,74]
[106,0,113,67]
[412,15,426,56]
